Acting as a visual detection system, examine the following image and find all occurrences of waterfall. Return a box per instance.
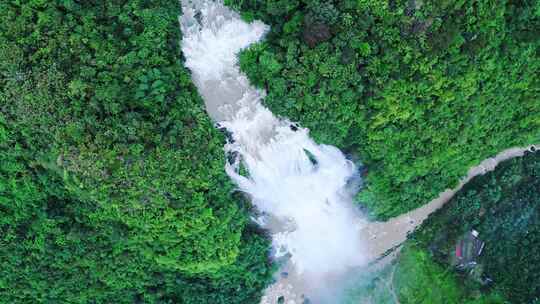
[180,0,366,284]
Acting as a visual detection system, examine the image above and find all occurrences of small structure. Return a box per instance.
[453,230,485,269]
[451,230,492,284]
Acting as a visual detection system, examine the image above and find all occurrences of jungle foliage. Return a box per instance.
[412,150,540,303]
[345,245,507,304]
[226,0,540,219]
[348,150,539,303]
[0,1,272,303]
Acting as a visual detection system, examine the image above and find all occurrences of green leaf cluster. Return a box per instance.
[227,0,540,219]
[411,150,540,303]
[0,1,272,302]
[347,151,539,303]
[346,245,507,304]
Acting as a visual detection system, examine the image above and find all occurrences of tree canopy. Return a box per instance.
[347,150,540,303]
[0,1,272,302]
[226,0,540,219]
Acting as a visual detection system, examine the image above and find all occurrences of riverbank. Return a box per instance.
[263,144,539,304]
[360,143,539,262]
[352,148,540,303]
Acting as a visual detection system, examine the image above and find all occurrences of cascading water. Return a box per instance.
[180,0,367,300]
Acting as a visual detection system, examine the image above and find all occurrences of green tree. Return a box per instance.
[228,0,540,219]
[0,0,273,302]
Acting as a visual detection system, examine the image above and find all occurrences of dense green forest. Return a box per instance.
[2,0,539,303]
[226,0,540,219]
[0,1,272,303]
[346,150,540,303]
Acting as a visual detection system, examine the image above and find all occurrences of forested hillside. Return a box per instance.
[0,1,272,303]
[2,0,539,303]
[226,0,540,219]
[346,149,540,303]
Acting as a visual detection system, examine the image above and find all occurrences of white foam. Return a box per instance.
[181,0,366,276]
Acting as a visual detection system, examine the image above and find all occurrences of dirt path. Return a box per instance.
[359,144,539,262]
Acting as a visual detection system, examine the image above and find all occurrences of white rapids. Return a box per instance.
[180,0,367,284]
[180,1,540,303]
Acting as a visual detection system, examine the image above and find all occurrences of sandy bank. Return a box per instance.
[262,143,539,304]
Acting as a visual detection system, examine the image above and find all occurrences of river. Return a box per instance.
[179,1,539,303]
